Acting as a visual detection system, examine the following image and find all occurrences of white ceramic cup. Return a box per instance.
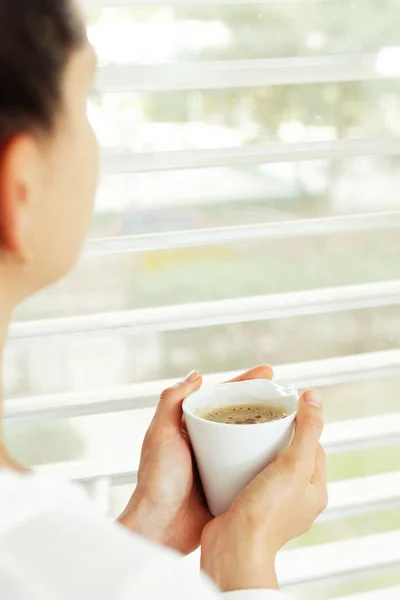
[183,379,298,516]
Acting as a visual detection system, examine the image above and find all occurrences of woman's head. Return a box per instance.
[0,0,98,303]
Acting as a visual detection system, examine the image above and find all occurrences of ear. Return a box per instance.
[0,135,40,260]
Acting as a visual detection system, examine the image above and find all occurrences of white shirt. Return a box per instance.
[0,471,290,600]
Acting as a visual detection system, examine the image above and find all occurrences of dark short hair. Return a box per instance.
[0,0,86,146]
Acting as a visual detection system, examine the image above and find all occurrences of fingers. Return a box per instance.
[226,364,273,384]
[287,390,324,479]
[153,371,202,430]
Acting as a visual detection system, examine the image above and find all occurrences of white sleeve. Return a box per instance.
[0,473,292,600]
[3,507,291,600]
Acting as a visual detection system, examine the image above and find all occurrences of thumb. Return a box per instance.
[154,371,202,429]
[288,389,324,475]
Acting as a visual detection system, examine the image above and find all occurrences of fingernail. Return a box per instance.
[184,370,200,383]
[304,389,322,408]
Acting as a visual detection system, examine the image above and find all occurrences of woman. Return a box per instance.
[0,1,328,598]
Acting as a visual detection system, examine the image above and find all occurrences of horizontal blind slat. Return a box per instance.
[10,280,400,339]
[5,349,400,420]
[336,586,400,600]
[85,211,400,255]
[96,54,391,93]
[321,471,400,523]
[278,529,400,588]
[323,412,400,454]
[102,138,400,174]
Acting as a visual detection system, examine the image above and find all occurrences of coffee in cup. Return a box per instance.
[200,403,289,425]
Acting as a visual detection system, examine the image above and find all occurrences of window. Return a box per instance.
[5,1,400,598]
